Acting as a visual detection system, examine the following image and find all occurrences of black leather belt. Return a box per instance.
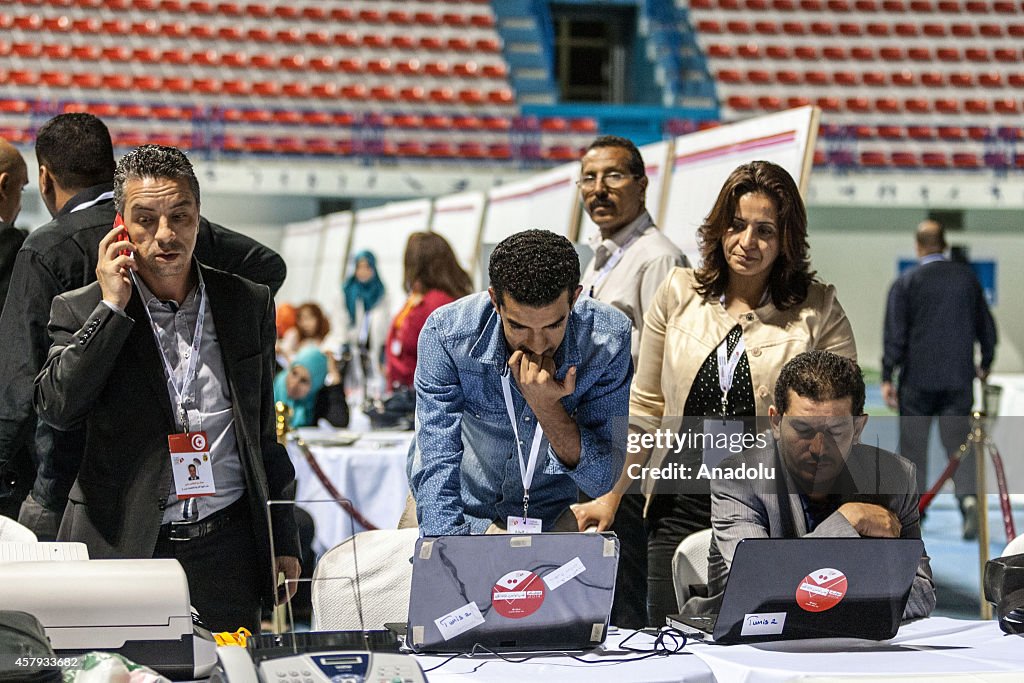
[159,497,248,542]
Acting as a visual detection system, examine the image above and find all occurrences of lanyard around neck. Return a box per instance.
[588,228,642,296]
[716,335,745,417]
[134,271,207,433]
[500,372,545,502]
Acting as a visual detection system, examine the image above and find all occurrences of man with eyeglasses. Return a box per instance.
[681,350,935,621]
[577,136,686,368]
[573,135,686,628]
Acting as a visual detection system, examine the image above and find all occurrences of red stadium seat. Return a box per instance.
[860,151,887,167]
[920,71,945,87]
[952,153,980,168]
[786,96,811,107]
[849,46,874,60]
[399,86,426,103]
[934,98,960,113]
[736,44,760,59]
[707,44,734,58]
[936,47,961,61]
[309,56,334,71]
[833,70,857,86]
[877,125,903,139]
[766,45,791,59]
[936,126,964,141]
[967,126,990,141]
[905,98,931,113]
[876,97,901,113]
[993,99,1020,114]
[951,23,976,37]
[277,28,303,44]
[793,46,818,60]
[838,22,861,36]
[965,48,990,62]
[368,85,395,101]
[727,95,755,110]
[333,32,358,48]
[776,70,801,85]
[451,115,479,130]
[475,38,501,53]
[816,96,842,111]
[993,48,1018,62]
[132,75,161,91]
[251,81,280,97]
[921,152,949,168]
[458,142,486,159]
[894,22,919,36]
[481,64,507,79]
[338,58,363,74]
[339,84,367,100]
[804,70,829,85]
[755,20,779,34]
[419,36,444,51]
[309,83,337,98]
[69,72,101,88]
[452,62,479,78]
[978,23,1002,37]
[890,71,915,87]
[329,7,353,21]
[879,47,904,61]
[890,151,918,167]
[488,89,514,105]
[302,30,329,46]
[447,37,472,52]
[717,69,743,84]
[459,88,485,105]
[950,72,978,88]
[846,97,871,113]
[281,82,308,98]
[423,62,449,77]
[191,77,219,94]
[362,34,388,49]
[367,59,392,75]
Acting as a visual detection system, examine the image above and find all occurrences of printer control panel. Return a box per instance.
[257,652,424,683]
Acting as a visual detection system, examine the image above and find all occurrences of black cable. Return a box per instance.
[418,627,689,672]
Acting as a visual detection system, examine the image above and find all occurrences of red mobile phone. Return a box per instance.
[114,213,132,257]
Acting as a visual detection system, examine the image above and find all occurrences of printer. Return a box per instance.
[0,559,217,679]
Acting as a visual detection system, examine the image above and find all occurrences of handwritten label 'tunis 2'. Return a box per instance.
[740,612,787,636]
[434,601,486,641]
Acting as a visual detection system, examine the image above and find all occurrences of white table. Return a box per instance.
[286,428,413,555]
[416,619,1023,683]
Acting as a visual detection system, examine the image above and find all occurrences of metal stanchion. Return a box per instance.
[271,401,293,634]
[972,411,992,620]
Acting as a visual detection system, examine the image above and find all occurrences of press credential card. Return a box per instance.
[435,601,485,641]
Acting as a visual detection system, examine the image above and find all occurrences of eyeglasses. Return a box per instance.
[576,172,638,191]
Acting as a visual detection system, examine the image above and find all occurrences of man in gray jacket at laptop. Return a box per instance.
[684,351,935,621]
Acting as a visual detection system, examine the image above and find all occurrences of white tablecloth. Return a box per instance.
[687,617,1022,683]
[415,619,1022,683]
[416,628,714,683]
[286,428,413,554]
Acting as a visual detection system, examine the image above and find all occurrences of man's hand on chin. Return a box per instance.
[838,502,902,538]
[508,349,576,417]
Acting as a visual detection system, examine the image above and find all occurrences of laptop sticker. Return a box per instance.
[796,567,848,612]
[434,601,485,641]
[543,556,586,590]
[492,570,546,618]
[740,612,787,636]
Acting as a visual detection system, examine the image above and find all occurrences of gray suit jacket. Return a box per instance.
[683,439,936,621]
[34,263,298,605]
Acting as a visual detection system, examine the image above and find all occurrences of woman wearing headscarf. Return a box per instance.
[342,250,389,394]
[274,346,329,428]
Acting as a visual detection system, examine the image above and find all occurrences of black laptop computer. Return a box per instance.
[668,537,924,644]
[405,533,619,653]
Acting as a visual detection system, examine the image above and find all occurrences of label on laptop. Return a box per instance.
[492,570,546,619]
[796,567,848,612]
[741,612,787,636]
[434,601,485,641]
[543,556,586,590]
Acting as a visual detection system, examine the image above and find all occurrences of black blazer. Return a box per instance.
[882,259,996,391]
[35,264,298,604]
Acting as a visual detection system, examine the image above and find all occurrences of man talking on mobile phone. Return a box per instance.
[34,145,299,633]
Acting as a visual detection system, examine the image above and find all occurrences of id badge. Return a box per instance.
[168,431,215,498]
[507,516,543,534]
[702,419,744,469]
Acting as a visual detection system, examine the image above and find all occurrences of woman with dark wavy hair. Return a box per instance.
[385,232,473,390]
[572,160,857,625]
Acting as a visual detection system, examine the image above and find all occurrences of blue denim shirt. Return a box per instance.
[408,292,632,535]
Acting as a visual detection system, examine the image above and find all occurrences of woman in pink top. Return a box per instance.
[385,232,473,390]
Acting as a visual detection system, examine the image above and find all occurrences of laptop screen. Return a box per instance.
[406,533,619,653]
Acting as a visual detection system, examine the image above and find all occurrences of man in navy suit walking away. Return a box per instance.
[882,219,996,540]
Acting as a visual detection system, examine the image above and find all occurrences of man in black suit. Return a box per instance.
[35,145,299,632]
[0,114,286,537]
[0,137,28,315]
[882,220,997,539]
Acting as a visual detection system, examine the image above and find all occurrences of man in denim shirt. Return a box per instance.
[408,230,632,535]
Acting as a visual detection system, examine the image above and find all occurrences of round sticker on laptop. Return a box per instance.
[492,570,545,619]
[796,567,848,612]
